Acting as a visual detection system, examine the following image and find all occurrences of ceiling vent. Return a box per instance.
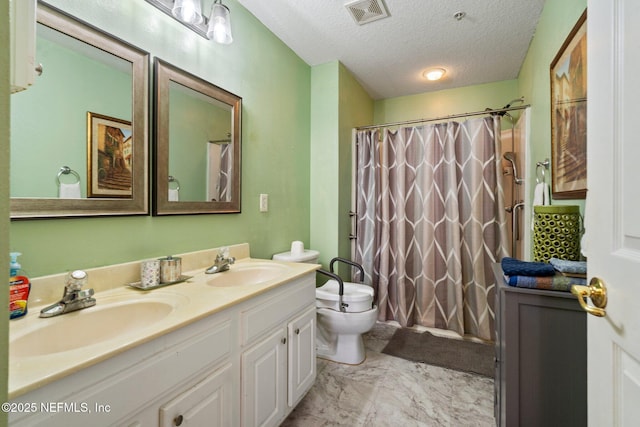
[345,0,390,25]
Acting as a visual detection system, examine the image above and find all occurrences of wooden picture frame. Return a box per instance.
[87,112,133,198]
[550,9,587,199]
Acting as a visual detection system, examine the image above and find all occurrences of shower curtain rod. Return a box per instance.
[355,104,530,131]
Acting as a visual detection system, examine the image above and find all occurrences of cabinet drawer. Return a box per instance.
[240,274,315,346]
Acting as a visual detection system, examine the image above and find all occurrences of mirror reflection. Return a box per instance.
[10,4,149,218]
[153,59,241,215]
[168,81,233,202]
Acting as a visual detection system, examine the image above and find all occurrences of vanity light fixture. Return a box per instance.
[423,68,446,81]
[146,0,233,44]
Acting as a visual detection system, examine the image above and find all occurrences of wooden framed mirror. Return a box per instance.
[153,58,241,215]
[10,3,150,219]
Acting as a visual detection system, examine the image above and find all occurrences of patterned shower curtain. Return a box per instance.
[217,143,233,201]
[353,116,508,341]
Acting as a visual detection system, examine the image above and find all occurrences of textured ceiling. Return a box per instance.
[237,0,545,100]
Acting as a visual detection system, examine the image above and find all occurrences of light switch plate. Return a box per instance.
[259,194,268,212]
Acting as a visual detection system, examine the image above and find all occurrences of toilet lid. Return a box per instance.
[272,249,319,263]
[316,280,374,302]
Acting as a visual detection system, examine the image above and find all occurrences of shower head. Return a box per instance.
[503,152,516,163]
[489,97,525,117]
[503,152,524,184]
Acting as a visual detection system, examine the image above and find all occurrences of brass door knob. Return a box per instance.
[571,277,608,317]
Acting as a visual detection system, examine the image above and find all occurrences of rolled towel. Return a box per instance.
[501,257,556,276]
[549,258,587,274]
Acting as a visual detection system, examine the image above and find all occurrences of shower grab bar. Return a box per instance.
[505,201,525,257]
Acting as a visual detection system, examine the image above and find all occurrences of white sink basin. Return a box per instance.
[10,295,185,358]
[206,262,290,287]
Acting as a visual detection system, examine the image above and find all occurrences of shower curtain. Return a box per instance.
[217,144,233,201]
[353,116,508,341]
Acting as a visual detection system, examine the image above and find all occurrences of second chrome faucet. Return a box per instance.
[205,248,235,274]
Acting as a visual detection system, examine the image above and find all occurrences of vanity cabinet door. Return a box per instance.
[241,328,288,427]
[287,305,316,407]
[160,363,234,427]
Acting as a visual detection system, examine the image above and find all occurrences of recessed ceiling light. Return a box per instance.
[423,68,446,81]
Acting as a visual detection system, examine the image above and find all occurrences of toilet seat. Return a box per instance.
[315,280,374,312]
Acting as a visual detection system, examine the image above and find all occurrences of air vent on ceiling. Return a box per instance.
[345,0,390,25]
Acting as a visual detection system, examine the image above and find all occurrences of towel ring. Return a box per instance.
[536,159,550,184]
[168,175,180,191]
[56,166,81,186]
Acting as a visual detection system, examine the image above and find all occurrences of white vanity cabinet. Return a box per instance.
[240,275,316,427]
[9,312,238,427]
[8,268,316,427]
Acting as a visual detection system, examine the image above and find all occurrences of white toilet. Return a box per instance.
[273,246,378,365]
[315,277,378,364]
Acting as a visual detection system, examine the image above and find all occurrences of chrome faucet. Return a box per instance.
[39,270,96,318]
[205,247,236,274]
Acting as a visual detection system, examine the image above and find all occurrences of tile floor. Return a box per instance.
[282,322,495,427]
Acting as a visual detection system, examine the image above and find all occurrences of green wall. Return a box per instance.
[518,0,587,212]
[310,62,373,270]
[374,79,519,124]
[9,0,312,278]
[11,34,132,198]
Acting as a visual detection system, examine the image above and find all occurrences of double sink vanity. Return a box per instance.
[9,244,319,426]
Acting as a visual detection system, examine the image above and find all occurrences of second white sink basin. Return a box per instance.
[11,295,185,358]
[206,262,290,287]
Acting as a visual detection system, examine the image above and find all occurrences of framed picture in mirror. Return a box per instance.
[87,112,133,198]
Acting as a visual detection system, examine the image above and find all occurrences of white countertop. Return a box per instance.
[9,245,319,399]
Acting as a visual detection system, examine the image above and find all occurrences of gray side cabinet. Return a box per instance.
[492,264,587,427]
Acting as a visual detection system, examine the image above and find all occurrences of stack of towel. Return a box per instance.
[501,257,587,292]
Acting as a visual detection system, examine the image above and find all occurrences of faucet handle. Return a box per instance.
[65,270,87,291]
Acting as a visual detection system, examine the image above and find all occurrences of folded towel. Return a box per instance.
[549,257,587,274]
[59,182,81,199]
[504,274,587,292]
[168,188,179,201]
[501,257,556,277]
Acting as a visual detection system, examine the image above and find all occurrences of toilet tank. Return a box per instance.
[272,249,319,264]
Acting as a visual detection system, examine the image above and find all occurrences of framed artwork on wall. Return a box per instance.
[87,112,133,198]
[550,9,587,199]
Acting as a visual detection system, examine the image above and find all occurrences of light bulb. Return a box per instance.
[424,68,446,81]
[172,0,203,25]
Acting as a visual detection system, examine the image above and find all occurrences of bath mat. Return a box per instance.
[382,328,494,378]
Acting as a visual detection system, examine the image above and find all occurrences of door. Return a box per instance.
[287,306,316,407]
[586,1,640,425]
[241,327,287,427]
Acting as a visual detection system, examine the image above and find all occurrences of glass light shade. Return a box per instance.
[172,0,203,25]
[424,68,446,81]
[207,3,233,44]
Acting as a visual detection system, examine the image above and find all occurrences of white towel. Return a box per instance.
[531,183,551,230]
[58,182,81,199]
[168,189,179,201]
[532,182,550,206]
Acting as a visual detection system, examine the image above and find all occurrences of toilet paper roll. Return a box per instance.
[140,259,161,288]
[291,240,304,256]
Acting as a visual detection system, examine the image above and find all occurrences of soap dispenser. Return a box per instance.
[9,252,22,277]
